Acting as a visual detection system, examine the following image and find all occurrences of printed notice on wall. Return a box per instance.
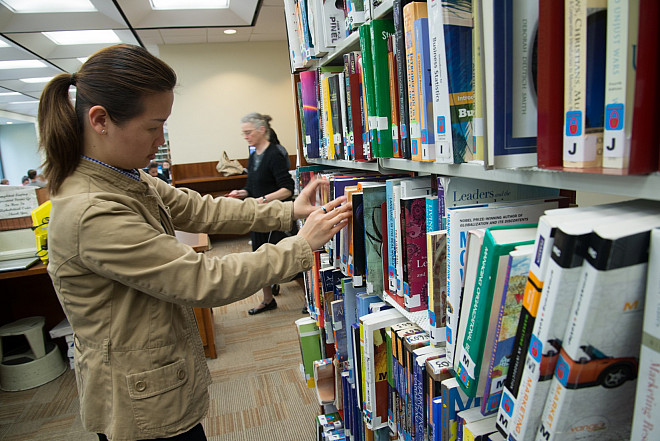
[0,186,39,220]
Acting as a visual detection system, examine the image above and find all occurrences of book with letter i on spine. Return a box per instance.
[481,243,534,416]
[456,224,538,398]
[536,213,660,441]
[631,227,660,440]
[562,0,607,168]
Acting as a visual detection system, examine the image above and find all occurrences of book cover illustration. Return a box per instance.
[481,244,533,415]
[401,196,429,312]
[362,184,387,295]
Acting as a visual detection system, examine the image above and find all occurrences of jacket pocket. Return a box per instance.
[126,359,192,430]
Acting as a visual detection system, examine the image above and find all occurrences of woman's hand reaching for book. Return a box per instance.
[293,177,329,220]
[297,196,352,251]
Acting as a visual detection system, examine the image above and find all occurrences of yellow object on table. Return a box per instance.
[31,201,51,264]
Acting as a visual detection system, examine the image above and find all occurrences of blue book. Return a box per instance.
[356,293,381,320]
[426,196,439,233]
[431,397,443,441]
[342,278,366,380]
[441,377,482,441]
[331,299,348,362]
[415,15,435,161]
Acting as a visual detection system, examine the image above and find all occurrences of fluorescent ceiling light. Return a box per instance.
[8,100,39,104]
[0,59,47,69]
[0,40,9,47]
[224,29,237,35]
[6,121,13,124]
[77,57,89,63]
[150,0,229,10]
[43,30,121,46]
[0,92,21,96]
[0,0,97,13]
[19,77,53,83]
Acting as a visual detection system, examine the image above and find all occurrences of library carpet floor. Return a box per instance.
[0,236,320,441]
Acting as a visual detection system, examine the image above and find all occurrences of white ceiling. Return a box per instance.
[0,0,286,125]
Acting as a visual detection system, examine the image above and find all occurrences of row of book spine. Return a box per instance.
[288,0,660,174]
[296,165,660,440]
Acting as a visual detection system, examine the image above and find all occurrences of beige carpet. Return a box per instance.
[0,236,320,440]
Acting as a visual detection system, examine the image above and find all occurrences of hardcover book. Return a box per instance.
[484,0,538,169]
[456,224,538,397]
[415,10,435,161]
[393,0,414,159]
[401,195,429,312]
[300,69,321,158]
[441,377,483,441]
[370,18,396,158]
[362,183,388,295]
[562,0,607,168]
[387,34,402,158]
[403,2,427,161]
[359,24,379,157]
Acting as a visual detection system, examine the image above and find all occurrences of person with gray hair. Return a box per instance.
[228,112,295,314]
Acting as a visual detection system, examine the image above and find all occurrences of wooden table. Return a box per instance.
[174,231,217,359]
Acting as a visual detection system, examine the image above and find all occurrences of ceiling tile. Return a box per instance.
[252,5,286,36]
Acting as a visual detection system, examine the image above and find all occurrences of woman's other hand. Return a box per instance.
[227,189,248,199]
[293,177,330,220]
[297,196,351,251]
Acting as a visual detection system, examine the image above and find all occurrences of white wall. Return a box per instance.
[159,41,297,165]
[0,123,41,186]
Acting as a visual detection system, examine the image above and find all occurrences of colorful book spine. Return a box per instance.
[562,0,607,168]
[472,0,485,162]
[300,69,321,158]
[362,184,388,296]
[350,51,366,161]
[329,73,345,159]
[403,2,426,161]
[401,196,429,313]
[602,0,639,169]
[441,377,483,441]
[370,18,396,158]
[393,0,413,159]
[359,24,379,158]
[387,34,402,158]
[415,12,435,161]
[481,245,533,416]
[456,224,537,397]
[426,196,439,233]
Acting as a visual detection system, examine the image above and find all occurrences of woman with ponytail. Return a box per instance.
[39,44,351,441]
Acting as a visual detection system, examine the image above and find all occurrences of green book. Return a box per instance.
[456,224,538,397]
[359,24,378,158]
[370,18,396,158]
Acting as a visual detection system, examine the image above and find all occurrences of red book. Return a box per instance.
[536,0,564,169]
[630,0,660,173]
[400,196,428,313]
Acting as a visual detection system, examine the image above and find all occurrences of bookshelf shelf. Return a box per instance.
[308,158,381,172]
[381,291,430,333]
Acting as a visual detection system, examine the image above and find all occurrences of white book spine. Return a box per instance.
[631,228,660,440]
[602,0,639,169]
[427,0,454,163]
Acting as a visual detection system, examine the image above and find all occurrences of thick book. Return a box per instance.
[329,73,345,159]
[602,0,639,170]
[361,183,388,295]
[445,198,563,369]
[441,377,483,441]
[537,214,660,440]
[430,0,474,164]
[454,228,486,375]
[413,348,446,441]
[403,2,427,161]
[456,224,538,397]
[370,18,396,158]
[631,227,660,440]
[393,0,414,159]
[359,24,379,158]
[415,11,435,161]
[387,34,402,158]
[536,0,564,169]
[331,299,349,363]
[484,0,538,169]
[400,195,429,312]
[562,0,607,168]
[507,209,643,441]
[481,244,534,416]
[300,69,321,158]
[349,51,367,161]
[495,200,659,437]
[427,229,448,345]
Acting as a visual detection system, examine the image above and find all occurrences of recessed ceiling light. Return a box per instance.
[150,0,229,10]
[0,59,47,69]
[0,0,97,13]
[43,30,121,46]
[224,29,237,35]
[19,77,53,83]
[0,92,21,96]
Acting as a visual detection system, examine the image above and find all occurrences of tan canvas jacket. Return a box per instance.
[47,159,313,440]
